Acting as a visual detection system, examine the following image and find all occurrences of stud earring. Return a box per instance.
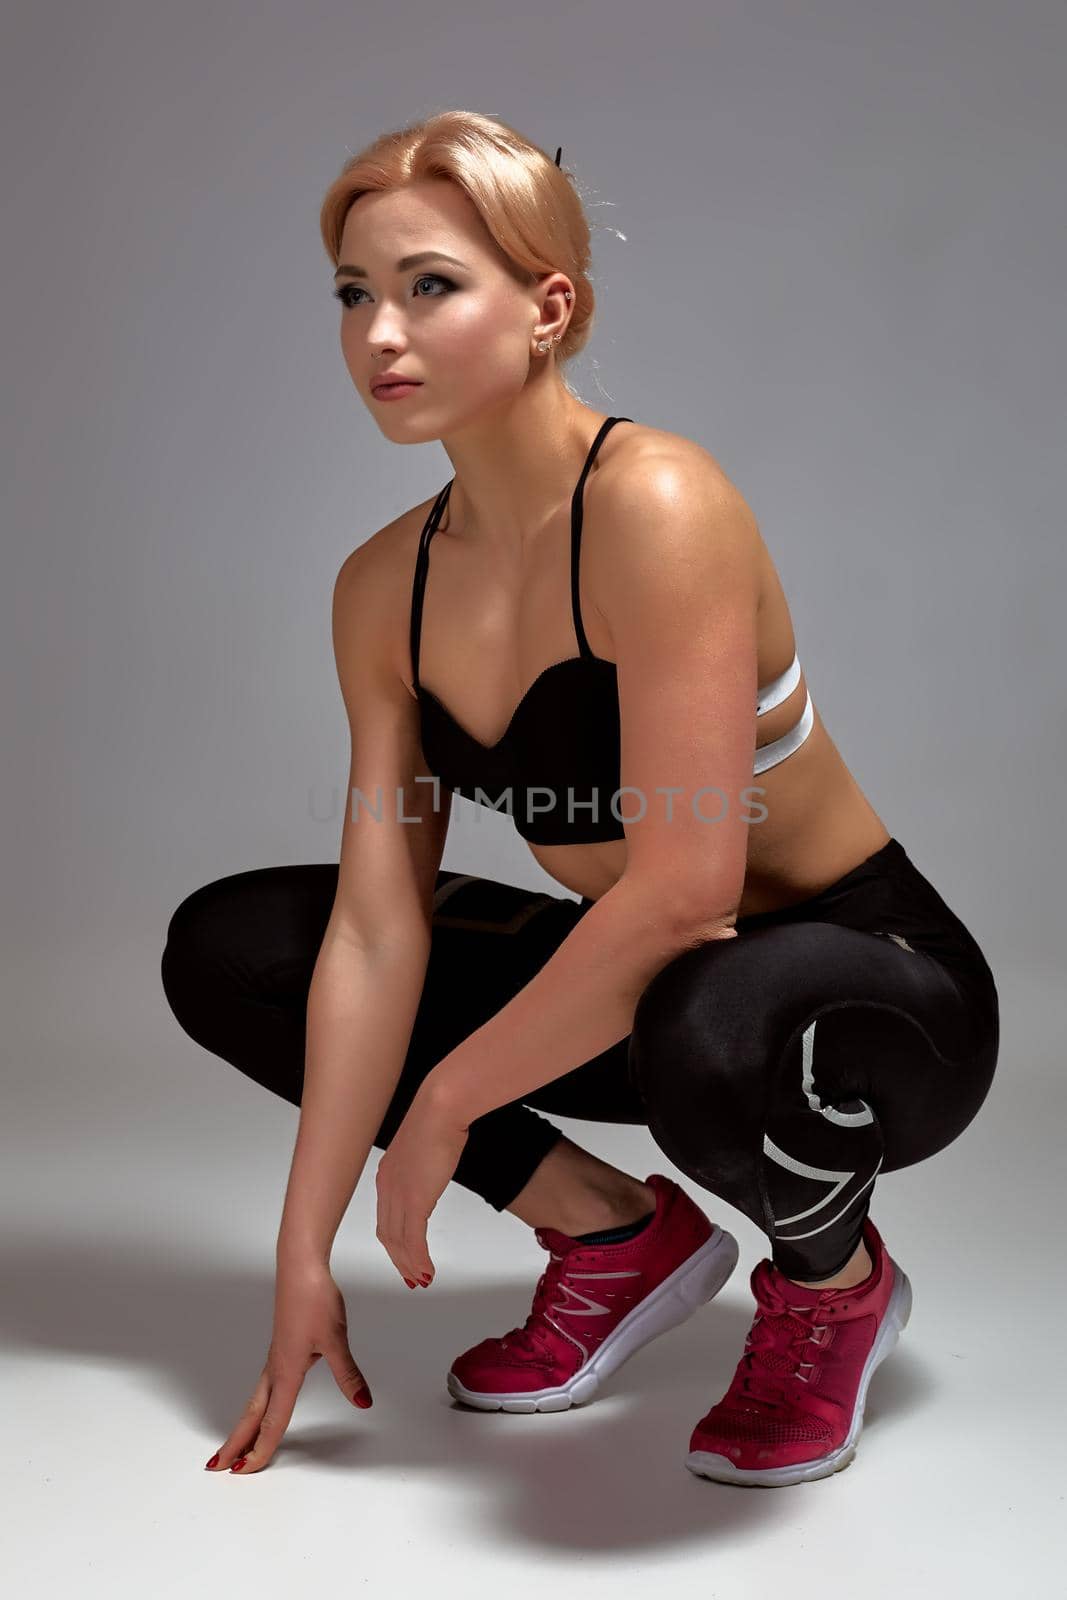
[536,290,572,353]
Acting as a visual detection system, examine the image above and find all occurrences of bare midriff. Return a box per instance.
[399,417,892,919]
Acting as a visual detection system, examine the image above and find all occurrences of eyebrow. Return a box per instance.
[333,251,470,281]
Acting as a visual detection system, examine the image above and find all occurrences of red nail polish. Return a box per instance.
[353,1391,372,1408]
[404,1278,416,1288]
[205,1451,220,1469]
[230,1457,247,1472]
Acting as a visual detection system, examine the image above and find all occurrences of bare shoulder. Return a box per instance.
[333,490,443,699]
[588,420,764,565]
[333,493,429,600]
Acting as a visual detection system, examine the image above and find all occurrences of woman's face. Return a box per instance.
[334,177,546,440]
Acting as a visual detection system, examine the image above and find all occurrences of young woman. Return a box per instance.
[162,110,999,1489]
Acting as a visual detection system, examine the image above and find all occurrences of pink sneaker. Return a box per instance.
[686,1216,912,1486]
[446,1173,739,1412]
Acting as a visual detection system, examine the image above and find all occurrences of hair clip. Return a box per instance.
[554,146,562,166]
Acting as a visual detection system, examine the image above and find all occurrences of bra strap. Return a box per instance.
[410,480,453,692]
[570,416,634,658]
[756,649,801,715]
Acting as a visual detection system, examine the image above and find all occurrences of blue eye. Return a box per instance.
[332,273,455,309]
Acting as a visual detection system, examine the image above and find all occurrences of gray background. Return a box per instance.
[2,2,1063,1594]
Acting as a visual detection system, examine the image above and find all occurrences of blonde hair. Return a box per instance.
[319,109,596,366]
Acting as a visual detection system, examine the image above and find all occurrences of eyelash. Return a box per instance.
[331,273,456,309]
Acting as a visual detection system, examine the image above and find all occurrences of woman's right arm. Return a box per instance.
[206,522,453,1477]
[275,930,433,1267]
[277,527,452,1268]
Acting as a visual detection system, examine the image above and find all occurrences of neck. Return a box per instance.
[438,385,611,552]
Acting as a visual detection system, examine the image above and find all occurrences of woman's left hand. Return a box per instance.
[375,1085,469,1288]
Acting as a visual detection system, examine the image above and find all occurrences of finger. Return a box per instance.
[208,1366,270,1470]
[393,1200,424,1287]
[398,1186,434,1284]
[403,1213,434,1285]
[379,1170,420,1285]
[325,1342,373,1408]
[375,1173,404,1283]
[229,1369,304,1475]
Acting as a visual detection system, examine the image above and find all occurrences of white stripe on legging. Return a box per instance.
[763,1016,881,1238]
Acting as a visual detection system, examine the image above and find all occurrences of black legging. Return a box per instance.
[160,837,999,1280]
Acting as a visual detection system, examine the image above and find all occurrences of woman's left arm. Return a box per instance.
[427,448,762,1126]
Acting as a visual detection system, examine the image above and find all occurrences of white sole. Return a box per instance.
[685,1261,913,1486]
[446,1223,741,1414]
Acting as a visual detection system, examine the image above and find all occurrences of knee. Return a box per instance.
[160,875,245,1020]
[162,879,221,965]
[629,939,750,1109]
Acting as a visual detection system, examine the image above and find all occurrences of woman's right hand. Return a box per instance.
[204,1257,372,1475]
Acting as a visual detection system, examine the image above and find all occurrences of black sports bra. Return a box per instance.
[411,416,632,846]
[410,415,815,848]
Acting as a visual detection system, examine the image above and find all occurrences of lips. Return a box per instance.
[371,377,422,395]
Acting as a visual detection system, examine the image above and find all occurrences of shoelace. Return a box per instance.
[735,1294,830,1411]
[500,1253,567,1359]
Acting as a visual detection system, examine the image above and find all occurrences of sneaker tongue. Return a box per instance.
[753,1259,827,1309]
[535,1226,578,1255]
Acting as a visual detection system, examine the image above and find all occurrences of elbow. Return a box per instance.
[615,871,741,952]
[671,910,740,951]
[665,887,743,949]
[667,869,744,947]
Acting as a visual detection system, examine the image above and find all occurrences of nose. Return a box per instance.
[361,302,409,351]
